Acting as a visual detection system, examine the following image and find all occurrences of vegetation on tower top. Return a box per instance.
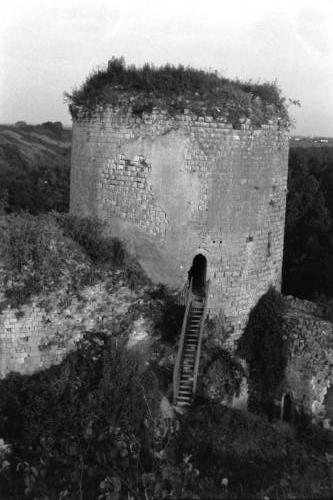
[66,57,290,127]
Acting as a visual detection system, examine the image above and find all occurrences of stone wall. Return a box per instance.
[237,294,333,423]
[282,301,333,423]
[0,280,140,378]
[284,295,333,319]
[71,107,289,346]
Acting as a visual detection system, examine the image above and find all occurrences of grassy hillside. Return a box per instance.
[0,122,71,214]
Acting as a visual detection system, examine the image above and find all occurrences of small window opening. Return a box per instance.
[267,231,272,258]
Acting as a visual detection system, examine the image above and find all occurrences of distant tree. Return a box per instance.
[283,147,333,300]
[14,121,27,128]
[42,121,63,133]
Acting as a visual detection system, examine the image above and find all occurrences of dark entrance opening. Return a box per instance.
[324,386,333,421]
[282,394,292,422]
[188,254,207,295]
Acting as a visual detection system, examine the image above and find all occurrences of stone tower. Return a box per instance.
[69,60,289,346]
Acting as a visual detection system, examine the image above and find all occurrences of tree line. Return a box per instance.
[282,145,333,300]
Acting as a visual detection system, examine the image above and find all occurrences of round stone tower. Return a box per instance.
[69,60,289,346]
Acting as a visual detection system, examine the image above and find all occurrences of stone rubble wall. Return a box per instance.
[282,299,333,422]
[0,280,139,378]
[71,106,289,347]
[284,295,332,320]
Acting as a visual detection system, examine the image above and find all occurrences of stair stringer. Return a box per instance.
[173,280,210,408]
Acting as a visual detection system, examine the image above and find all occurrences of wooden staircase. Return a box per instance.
[173,279,210,409]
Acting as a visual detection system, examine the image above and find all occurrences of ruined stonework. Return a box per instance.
[281,297,333,424]
[70,107,289,345]
[0,281,142,378]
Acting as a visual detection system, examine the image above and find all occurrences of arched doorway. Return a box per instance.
[188,254,207,295]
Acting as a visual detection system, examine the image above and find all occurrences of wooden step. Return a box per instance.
[178,388,192,394]
[177,400,191,405]
[177,394,192,400]
[177,393,192,400]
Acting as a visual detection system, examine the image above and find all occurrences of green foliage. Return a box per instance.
[0,329,332,498]
[56,214,121,264]
[177,403,333,499]
[199,349,244,403]
[153,297,185,345]
[196,316,244,403]
[237,288,287,411]
[66,57,289,127]
[56,214,149,290]
[283,145,333,300]
[0,124,70,214]
[0,213,89,308]
[0,333,160,499]
[0,213,149,309]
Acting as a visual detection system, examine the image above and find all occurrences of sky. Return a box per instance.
[1,0,333,136]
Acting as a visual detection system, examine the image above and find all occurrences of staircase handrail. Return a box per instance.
[173,278,193,404]
[192,279,210,395]
[175,279,191,306]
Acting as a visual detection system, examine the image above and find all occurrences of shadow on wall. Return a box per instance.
[101,216,184,287]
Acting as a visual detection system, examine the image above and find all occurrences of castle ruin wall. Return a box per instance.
[70,107,289,345]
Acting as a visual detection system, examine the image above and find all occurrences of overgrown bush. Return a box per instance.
[0,213,90,308]
[0,323,332,498]
[66,57,290,128]
[196,316,244,404]
[56,214,119,263]
[0,333,160,499]
[154,300,185,345]
[177,402,333,499]
[198,349,244,404]
[237,287,287,413]
[56,213,150,290]
[0,213,150,309]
